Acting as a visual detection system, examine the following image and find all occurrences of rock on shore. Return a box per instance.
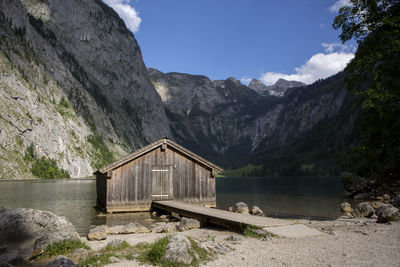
[0,207,79,251]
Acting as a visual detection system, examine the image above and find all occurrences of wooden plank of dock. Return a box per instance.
[152,200,322,238]
[152,200,292,228]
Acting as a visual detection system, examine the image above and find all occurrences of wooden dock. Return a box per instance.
[152,200,322,238]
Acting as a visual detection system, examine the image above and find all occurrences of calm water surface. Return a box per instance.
[0,176,345,236]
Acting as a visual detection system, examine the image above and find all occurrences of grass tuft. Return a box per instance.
[38,239,89,260]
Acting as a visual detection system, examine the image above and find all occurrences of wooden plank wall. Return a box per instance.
[103,146,216,212]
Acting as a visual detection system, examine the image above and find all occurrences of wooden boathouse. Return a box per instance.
[94,138,223,213]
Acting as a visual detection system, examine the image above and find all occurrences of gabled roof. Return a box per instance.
[95,138,223,174]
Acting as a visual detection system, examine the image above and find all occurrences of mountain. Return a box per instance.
[0,0,360,179]
[0,0,171,178]
[248,78,305,97]
[150,69,359,174]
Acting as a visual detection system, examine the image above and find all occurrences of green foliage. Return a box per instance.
[138,236,169,265]
[38,239,89,260]
[59,96,71,109]
[220,164,262,177]
[334,1,400,181]
[88,134,114,169]
[24,144,70,179]
[333,0,398,43]
[188,237,210,264]
[31,157,70,179]
[105,241,130,252]
[243,225,263,239]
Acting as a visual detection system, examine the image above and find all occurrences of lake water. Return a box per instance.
[0,176,345,236]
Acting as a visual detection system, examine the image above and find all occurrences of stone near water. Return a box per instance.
[340,202,353,213]
[177,217,200,231]
[0,207,79,251]
[152,222,177,233]
[112,223,150,234]
[228,207,234,212]
[235,202,249,213]
[375,204,400,223]
[354,202,375,218]
[87,226,108,241]
[370,201,384,210]
[163,235,193,265]
[392,194,400,208]
[250,206,264,215]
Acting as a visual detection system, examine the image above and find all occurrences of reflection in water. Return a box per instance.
[216,176,345,219]
[0,176,345,236]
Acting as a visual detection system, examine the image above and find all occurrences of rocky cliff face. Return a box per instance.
[150,69,355,172]
[0,0,171,178]
[248,78,305,96]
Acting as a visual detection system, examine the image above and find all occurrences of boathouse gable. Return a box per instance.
[95,138,223,213]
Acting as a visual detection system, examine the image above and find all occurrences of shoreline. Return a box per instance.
[80,216,400,266]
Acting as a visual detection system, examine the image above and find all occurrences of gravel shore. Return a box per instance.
[84,217,400,267]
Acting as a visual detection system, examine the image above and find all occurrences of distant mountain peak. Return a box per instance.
[248,78,305,97]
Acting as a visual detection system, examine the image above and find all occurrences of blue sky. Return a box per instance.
[104,0,356,85]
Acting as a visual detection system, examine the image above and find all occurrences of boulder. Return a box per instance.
[87,226,108,241]
[370,201,384,210]
[177,217,200,231]
[340,202,353,213]
[354,202,375,218]
[0,250,24,266]
[45,255,77,267]
[383,194,391,203]
[109,223,150,234]
[152,223,177,233]
[250,206,264,215]
[228,207,234,212]
[375,204,400,223]
[235,202,249,213]
[0,207,79,251]
[163,235,193,265]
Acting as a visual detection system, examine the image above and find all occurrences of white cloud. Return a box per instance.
[322,42,357,53]
[329,0,352,13]
[103,0,141,33]
[259,44,355,85]
[240,76,252,85]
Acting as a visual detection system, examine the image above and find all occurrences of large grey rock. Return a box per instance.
[152,223,177,233]
[108,223,150,235]
[177,217,200,231]
[0,207,79,251]
[375,204,400,223]
[87,226,108,241]
[45,255,77,267]
[0,250,24,266]
[163,235,193,265]
[354,202,375,218]
[235,202,249,213]
[250,206,264,215]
